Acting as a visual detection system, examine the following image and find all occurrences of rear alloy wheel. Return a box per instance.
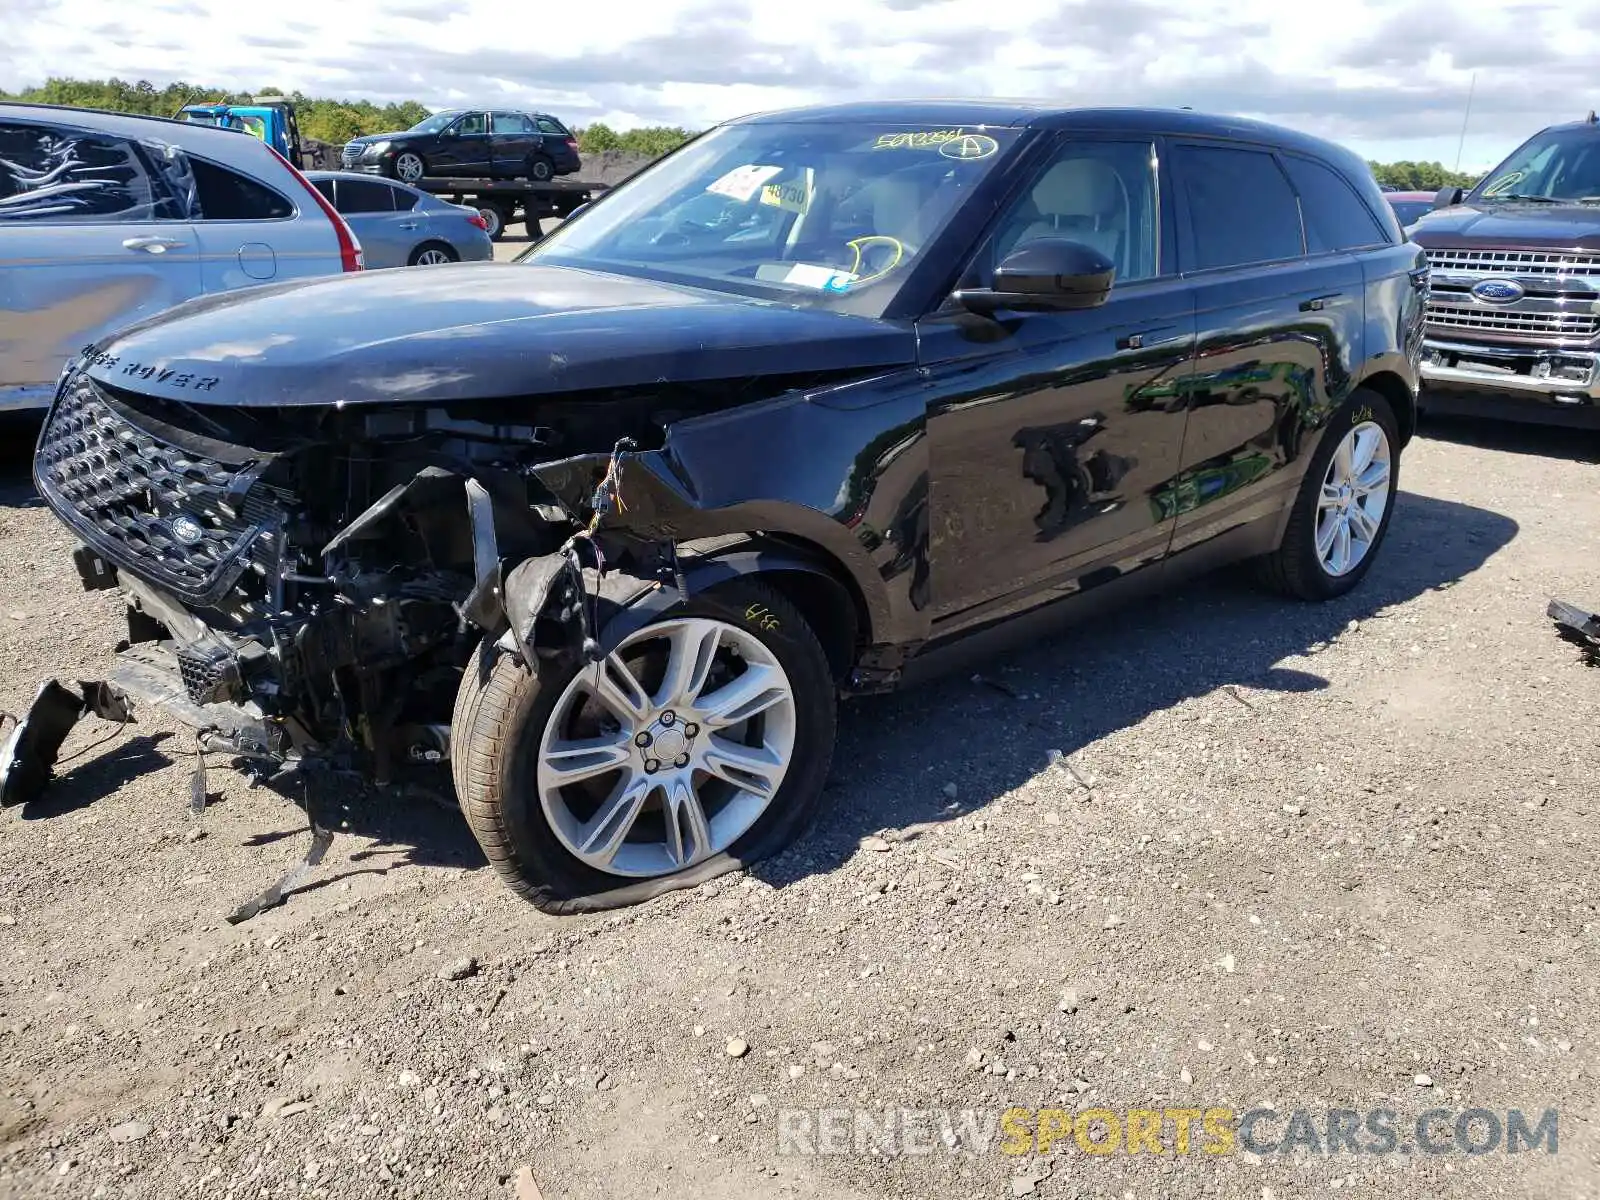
[1257,388,1400,600]
[455,581,837,914]
[393,152,426,184]
[527,155,554,182]
[408,242,458,266]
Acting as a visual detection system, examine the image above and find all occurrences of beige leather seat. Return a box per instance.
[1004,158,1125,270]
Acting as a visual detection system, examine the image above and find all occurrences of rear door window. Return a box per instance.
[1174,143,1304,271]
[334,177,398,213]
[536,118,568,136]
[388,184,421,212]
[1281,155,1390,253]
[0,121,175,223]
[190,158,293,220]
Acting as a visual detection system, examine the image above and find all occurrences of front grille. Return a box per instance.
[341,141,365,165]
[1424,299,1600,344]
[176,642,241,705]
[1424,247,1600,278]
[35,378,286,609]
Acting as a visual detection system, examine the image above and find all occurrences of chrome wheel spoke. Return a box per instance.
[1319,481,1343,509]
[1315,511,1340,558]
[1331,517,1353,574]
[1348,504,1381,543]
[662,777,713,868]
[1354,459,1389,496]
[655,620,721,710]
[701,737,785,797]
[544,734,632,787]
[578,776,653,865]
[696,663,788,730]
[588,654,651,726]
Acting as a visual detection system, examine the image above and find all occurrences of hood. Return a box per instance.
[78,263,917,408]
[344,130,418,147]
[1411,200,1600,251]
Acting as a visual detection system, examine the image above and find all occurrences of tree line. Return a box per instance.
[0,76,695,155]
[2,76,1485,182]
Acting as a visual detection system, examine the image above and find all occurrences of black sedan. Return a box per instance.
[340,109,581,183]
[13,101,1423,917]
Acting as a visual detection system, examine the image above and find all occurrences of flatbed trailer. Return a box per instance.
[409,176,610,241]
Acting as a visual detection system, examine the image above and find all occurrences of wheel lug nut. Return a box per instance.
[660,711,676,726]
[644,759,660,774]
[635,731,652,748]
[675,754,690,768]
[683,723,699,738]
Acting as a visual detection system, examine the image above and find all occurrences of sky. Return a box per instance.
[2,0,1594,172]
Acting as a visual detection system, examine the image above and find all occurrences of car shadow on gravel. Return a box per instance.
[1419,413,1600,464]
[755,487,1520,888]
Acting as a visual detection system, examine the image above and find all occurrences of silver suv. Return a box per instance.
[0,104,365,414]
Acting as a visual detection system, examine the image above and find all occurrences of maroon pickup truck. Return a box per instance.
[1410,112,1600,427]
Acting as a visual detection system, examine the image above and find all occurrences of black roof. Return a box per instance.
[728,99,1368,175]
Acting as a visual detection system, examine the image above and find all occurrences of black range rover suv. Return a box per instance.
[7,102,1426,914]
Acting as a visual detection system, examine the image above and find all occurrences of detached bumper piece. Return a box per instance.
[1549,598,1600,665]
[0,680,134,807]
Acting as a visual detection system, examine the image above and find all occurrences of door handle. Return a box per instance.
[398,221,419,230]
[123,235,186,253]
[1116,325,1183,351]
[1298,292,1344,312]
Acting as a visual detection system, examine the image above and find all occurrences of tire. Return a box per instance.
[1257,387,1401,601]
[450,636,497,805]
[457,580,838,914]
[477,201,512,241]
[391,152,426,184]
[527,155,554,182]
[408,241,459,266]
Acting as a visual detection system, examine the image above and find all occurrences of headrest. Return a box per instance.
[1030,159,1120,218]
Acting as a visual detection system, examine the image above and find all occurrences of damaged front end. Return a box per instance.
[3,369,694,809]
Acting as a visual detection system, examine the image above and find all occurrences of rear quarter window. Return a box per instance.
[1282,156,1391,252]
[334,177,397,213]
[0,121,178,223]
[191,157,293,220]
[1174,143,1304,271]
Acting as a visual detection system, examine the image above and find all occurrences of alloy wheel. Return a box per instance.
[536,617,798,878]
[415,248,453,266]
[395,153,425,183]
[1315,420,1392,577]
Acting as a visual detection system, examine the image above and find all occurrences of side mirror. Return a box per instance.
[1433,185,1464,210]
[955,239,1115,316]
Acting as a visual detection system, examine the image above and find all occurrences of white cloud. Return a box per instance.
[3,0,1595,169]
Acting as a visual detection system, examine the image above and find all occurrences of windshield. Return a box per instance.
[1473,127,1600,203]
[525,121,1023,317]
[409,111,464,136]
[1388,200,1431,227]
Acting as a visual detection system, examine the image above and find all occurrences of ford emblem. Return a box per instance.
[1471,277,1525,304]
[169,515,205,546]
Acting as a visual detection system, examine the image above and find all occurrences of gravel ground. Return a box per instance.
[1,416,1598,1200]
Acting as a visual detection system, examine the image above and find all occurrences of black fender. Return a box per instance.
[498,541,857,670]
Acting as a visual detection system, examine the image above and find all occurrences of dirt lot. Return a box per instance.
[0,416,1598,1200]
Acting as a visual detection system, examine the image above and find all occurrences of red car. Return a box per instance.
[1383,190,1434,229]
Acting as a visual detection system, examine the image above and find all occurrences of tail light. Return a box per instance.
[266,144,364,272]
[467,212,489,231]
[566,138,578,151]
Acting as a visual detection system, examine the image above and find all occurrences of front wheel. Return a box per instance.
[455,581,838,914]
[391,152,426,184]
[1257,388,1401,601]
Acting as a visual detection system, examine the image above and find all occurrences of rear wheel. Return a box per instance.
[408,241,458,266]
[1257,387,1400,600]
[456,581,837,914]
[527,154,554,182]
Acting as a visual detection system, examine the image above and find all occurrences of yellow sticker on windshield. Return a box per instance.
[872,130,999,160]
[760,178,811,213]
